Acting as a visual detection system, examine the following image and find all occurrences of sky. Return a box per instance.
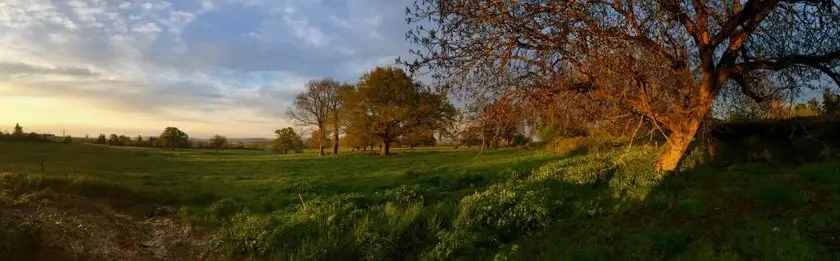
[0,0,413,138]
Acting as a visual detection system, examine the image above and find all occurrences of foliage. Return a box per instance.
[288,78,348,156]
[344,67,453,155]
[273,127,304,154]
[823,89,840,115]
[0,124,54,143]
[157,127,190,149]
[96,134,107,144]
[107,134,121,146]
[209,135,228,151]
[404,0,840,172]
[12,123,23,136]
[402,129,437,149]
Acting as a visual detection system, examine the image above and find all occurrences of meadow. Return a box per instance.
[2,142,839,260]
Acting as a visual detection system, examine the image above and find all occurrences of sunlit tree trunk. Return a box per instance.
[654,75,718,172]
[654,120,701,172]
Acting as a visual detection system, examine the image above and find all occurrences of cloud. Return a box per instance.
[0,0,414,137]
[0,62,99,77]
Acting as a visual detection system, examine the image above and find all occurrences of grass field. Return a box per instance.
[2,142,840,260]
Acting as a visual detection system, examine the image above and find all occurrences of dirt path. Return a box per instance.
[1,189,212,260]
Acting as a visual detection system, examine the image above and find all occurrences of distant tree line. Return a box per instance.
[0,123,68,143]
[91,126,192,149]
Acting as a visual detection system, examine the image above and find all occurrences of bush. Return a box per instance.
[546,136,588,154]
[607,150,660,201]
[428,182,552,260]
[533,155,614,184]
[219,195,442,260]
[512,134,529,146]
[383,185,426,204]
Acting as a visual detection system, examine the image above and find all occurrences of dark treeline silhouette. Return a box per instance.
[0,123,64,143]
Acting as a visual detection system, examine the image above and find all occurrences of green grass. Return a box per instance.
[1,142,839,260]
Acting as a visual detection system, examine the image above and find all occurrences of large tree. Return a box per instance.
[158,127,189,149]
[288,79,345,156]
[404,0,840,172]
[329,83,354,155]
[347,67,452,156]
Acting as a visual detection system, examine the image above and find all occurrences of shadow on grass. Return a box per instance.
[517,151,840,261]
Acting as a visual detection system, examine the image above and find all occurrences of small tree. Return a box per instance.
[210,134,228,152]
[118,135,132,146]
[273,127,304,154]
[107,134,120,146]
[158,127,190,149]
[96,134,107,144]
[12,123,23,137]
[823,89,840,115]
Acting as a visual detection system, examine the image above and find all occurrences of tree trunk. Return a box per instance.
[653,114,704,172]
[333,131,339,156]
[319,145,325,156]
[653,70,724,172]
[380,142,391,156]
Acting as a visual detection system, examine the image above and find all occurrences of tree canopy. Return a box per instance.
[287,78,346,156]
[158,127,190,149]
[343,67,453,156]
[12,123,23,136]
[404,0,840,172]
[210,135,228,152]
[273,127,304,154]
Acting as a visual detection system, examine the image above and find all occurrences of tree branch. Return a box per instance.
[732,51,840,86]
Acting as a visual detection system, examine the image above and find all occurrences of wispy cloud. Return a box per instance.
[0,0,413,137]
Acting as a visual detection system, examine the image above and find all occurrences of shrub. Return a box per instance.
[449,171,485,190]
[383,185,426,204]
[512,134,529,146]
[605,150,661,202]
[428,182,552,260]
[207,198,244,219]
[533,155,614,184]
[546,136,588,154]
[219,195,442,260]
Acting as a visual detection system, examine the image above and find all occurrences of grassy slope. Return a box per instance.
[1,142,839,260]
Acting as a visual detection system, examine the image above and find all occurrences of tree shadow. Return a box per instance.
[516,147,840,260]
